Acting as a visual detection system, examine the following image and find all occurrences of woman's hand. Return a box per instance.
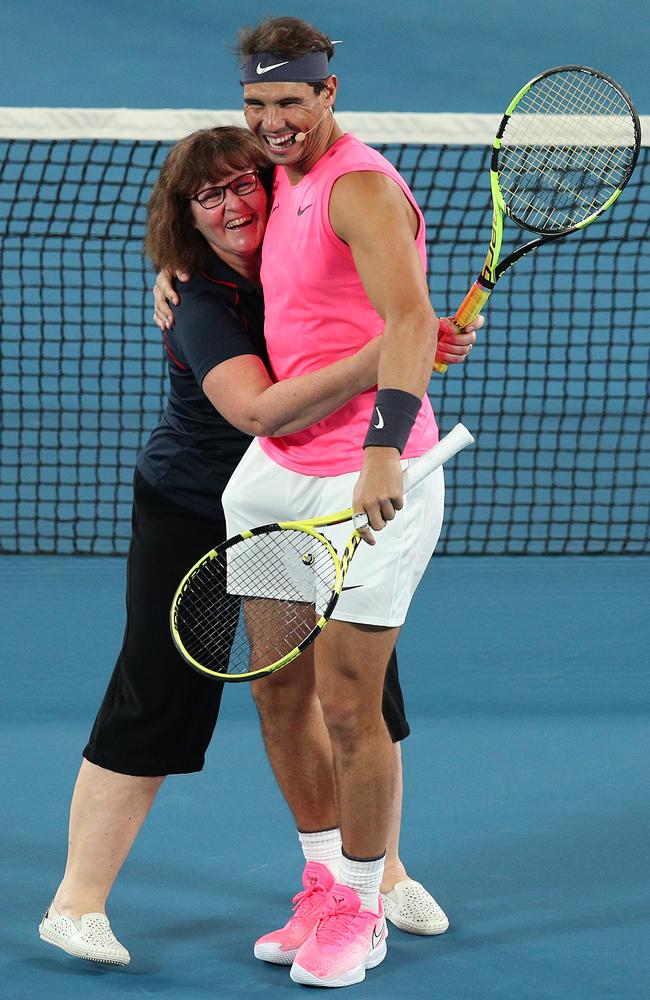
[152,268,191,331]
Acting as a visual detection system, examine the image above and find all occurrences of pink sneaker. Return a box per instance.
[290,883,388,987]
[254,861,335,965]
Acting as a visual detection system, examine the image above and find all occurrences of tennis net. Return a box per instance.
[1,108,648,555]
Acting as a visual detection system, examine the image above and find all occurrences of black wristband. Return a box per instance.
[363,388,422,453]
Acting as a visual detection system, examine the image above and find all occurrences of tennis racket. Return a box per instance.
[171,422,474,682]
[434,64,641,374]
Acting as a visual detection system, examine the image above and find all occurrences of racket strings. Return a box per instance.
[498,68,637,232]
[503,145,623,228]
[174,529,338,676]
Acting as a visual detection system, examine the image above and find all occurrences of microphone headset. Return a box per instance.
[294,106,333,143]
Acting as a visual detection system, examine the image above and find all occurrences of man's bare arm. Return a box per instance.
[329,171,439,539]
[330,170,437,401]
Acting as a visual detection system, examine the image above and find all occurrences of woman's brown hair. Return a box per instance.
[144,126,270,272]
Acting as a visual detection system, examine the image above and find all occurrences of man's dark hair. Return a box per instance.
[237,16,334,60]
[237,17,334,94]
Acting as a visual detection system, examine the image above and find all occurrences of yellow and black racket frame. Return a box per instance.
[170,510,361,683]
[434,64,641,373]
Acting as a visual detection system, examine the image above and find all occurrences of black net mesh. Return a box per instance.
[1,137,648,555]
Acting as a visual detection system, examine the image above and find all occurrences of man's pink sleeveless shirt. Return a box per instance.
[259,133,439,476]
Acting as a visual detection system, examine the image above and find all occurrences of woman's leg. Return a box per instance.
[380,656,450,934]
[52,759,164,919]
[41,474,228,963]
[382,741,409,892]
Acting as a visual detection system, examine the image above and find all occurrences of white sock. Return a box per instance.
[339,850,385,913]
[298,827,342,879]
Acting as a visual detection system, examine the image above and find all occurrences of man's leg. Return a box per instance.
[315,620,399,859]
[251,646,337,832]
[288,620,395,986]
[251,644,408,848]
[252,623,397,863]
[250,647,343,965]
[251,628,447,965]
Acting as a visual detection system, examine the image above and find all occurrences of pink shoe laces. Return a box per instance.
[314,891,362,946]
[290,879,329,920]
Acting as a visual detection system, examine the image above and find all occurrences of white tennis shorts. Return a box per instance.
[221,439,444,628]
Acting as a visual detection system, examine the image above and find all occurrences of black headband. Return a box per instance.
[240,50,331,85]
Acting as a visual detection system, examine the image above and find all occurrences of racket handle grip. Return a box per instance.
[403,423,475,493]
[432,281,493,375]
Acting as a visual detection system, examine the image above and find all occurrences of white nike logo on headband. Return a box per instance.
[373,406,384,429]
[256,60,290,75]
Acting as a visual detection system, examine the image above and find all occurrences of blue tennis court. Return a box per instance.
[2,555,648,998]
[1,2,649,997]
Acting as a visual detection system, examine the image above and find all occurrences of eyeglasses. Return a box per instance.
[189,171,259,210]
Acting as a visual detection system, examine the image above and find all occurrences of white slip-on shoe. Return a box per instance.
[380,879,449,936]
[39,903,130,965]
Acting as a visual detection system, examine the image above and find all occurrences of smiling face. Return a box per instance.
[189,168,268,275]
[243,78,339,178]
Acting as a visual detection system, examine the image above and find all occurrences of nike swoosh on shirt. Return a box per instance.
[256,60,290,75]
[297,204,313,216]
[341,585,364,592]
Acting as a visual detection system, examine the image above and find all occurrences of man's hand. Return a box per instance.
[351,448,404,546]
[152,268,191,331]
[435,314,485,366]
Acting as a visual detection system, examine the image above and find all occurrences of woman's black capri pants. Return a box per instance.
[84,470,410,776]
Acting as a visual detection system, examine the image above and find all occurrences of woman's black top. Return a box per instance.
[137,255,267,517]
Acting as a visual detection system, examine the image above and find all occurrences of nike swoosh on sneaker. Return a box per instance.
[373,406,384,429]
[297,204,313,216]
[371,925,384,948]
[256,60,290,75]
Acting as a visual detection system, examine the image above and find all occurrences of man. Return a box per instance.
[155,17,481,987]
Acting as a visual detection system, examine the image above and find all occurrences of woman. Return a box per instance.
[39,127,448,968]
